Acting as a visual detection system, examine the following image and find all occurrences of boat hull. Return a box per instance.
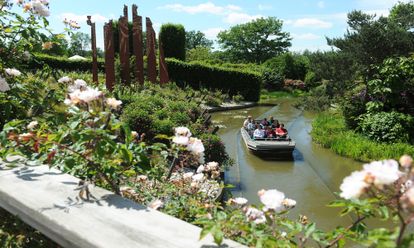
[240,128,295,158]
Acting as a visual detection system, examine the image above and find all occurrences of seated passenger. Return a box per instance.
[260,118,269,128]
[253,125,265,139]
[275,123,288,137]
[272,120,280,129]
[265,126,276,138]
[247,121,255,131]
[243,115,253,129]
[269,116,275,126]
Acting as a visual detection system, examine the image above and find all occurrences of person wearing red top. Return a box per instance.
[275,123,288,137]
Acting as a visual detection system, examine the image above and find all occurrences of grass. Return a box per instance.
[311,112,414,162]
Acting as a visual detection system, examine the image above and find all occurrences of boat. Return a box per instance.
[240,127,296,158]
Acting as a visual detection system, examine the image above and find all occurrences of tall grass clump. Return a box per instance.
[311,112,414,162]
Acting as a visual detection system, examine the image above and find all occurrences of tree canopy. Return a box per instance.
[217,17,291,63]
[327,2,414,75]
[185,30,213,50]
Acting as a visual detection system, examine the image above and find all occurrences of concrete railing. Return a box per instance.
[0,164,245,248]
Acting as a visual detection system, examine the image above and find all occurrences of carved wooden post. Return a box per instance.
[87,16,98,84]
[119,13,130,84]
[104,21,115,91]
[132,5,144,84]
[146,17,157,83]
[159,36,169,84]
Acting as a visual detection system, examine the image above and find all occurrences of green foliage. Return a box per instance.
[366,56,414,115]
[185,30,213,50]
[200,133,228,166]
[359,111,414,143]
[186,47,212,62]
[159,23,186,60]
[263,53,309,81]
[166,58,262,102]
[29,53,105,72]
[327,2,414,73]
[303,50,358,91]
[311,112,414,161]
[299,84,332,111]
[341,85,367,129]
[217,17,291,63]
[68,32,91,57]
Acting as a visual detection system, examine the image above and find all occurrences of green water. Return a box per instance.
[212,98,363,231]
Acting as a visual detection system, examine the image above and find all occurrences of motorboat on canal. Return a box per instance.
[240,126,296,157]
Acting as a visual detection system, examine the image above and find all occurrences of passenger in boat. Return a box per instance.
[269,116,275,126]
[272,119,280,129]
[243,116,253,128]
[265,126,276,138]
[253,125,265,139]
[275,123,288,138]
[260,118,269,128]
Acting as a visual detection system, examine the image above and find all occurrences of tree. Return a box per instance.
[186,46,212,61]
[217,17,291,63]
[159,23,186,60]
[327,2,414,76]
[68,32,90,56]
[185,30,213,50]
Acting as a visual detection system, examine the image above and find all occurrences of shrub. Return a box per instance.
[121,105,154,138]
[299,84,331,111]
[359,111,414,143]
[284,79,305,91]
[200,133,229,166]
[262,69,284,90]
[159,23,186,60]
[166,58,261,102]
[262,53,309,81]
[341,85,367,129]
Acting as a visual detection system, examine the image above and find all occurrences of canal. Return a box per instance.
[212,98,363,231]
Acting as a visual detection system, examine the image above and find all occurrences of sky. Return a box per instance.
[36,0,410,52]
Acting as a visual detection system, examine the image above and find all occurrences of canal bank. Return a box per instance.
[212,98,362,231]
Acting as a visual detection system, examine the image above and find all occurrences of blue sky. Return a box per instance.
[40,0,408,52]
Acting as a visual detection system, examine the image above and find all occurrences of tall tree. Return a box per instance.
[68,32,90,56]
[217,17,291,63]
[327,2,414,75]
[185,30,213,50]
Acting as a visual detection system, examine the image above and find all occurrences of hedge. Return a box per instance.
[28,53,105,72]
[159,23,186,60]
[166,58,261,102]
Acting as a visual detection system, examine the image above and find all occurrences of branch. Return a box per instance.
[325,216,366,248]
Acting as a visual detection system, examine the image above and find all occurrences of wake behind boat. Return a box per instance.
[241,117,296,158]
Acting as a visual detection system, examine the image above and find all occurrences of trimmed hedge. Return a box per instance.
[159,23,186,60]
[166,58,261,102]
[28,53,105,72]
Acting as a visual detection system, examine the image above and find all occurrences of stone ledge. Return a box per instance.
[0,165,245,248]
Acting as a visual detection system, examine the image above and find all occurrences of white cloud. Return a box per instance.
[224,13,263,24]
[318,1,325,8]
[203,28,224,39]
[357,0,408,9]
[161,2,242,15]
[365,9,390,17]
[59,13,108,25]
[290,18,333,28]
[292,33,321,40]
[258,4,272,10]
